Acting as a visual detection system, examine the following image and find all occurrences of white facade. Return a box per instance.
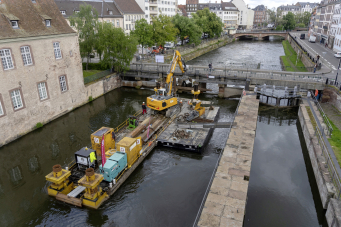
[332,4,341,52]
[231,0,248,27]
[246,8,254,29]
[135,0,151,23]
[301,4,314,13]
[158,0,177,17]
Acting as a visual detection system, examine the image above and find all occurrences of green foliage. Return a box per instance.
[88,96,93,102]
[36,122,43,129]
[281,40,307,72]
[275,25,284,31]
[69,4,99,70]
[192,8,223,38]
[327,117,341,167]
[82,63,108,70]
[172,14,202,45]
[280,56,295,71]
[296,23,305,28]
[283,12,296,30]
[83,70,102,78]
[151,15,178,46]
[302,12,311,26]
[98,22,138,73]
[131,19,153,54]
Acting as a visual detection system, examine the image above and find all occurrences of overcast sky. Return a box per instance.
[177,0,314,9]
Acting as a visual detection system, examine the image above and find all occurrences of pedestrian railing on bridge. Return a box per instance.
[310,92,333,136]
[130,63,326,84]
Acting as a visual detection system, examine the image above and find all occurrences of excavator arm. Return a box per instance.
[165,50,186,96]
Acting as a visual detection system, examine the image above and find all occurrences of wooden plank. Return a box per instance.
[56,193,82,207]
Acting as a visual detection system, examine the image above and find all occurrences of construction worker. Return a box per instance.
[179,100,183,112]
[142,102,147,115]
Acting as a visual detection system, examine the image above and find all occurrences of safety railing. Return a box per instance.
[193,91,245,227]
[310,92,333,136]
[113,110,142,133]
[83,69,113,84]
[315,126,341,199]
[130,63,326,83]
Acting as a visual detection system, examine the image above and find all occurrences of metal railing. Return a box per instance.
[314,126,341,199]
[83,69,113,84]
[236,31,287,34]
[130,63,326,83]
[310,92,333,135]
[192,92,245,227]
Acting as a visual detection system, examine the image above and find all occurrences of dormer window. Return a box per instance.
[60,10,66,15]
[45,20,51,27]
[74,10,80,14]
[11,21,18,29]
[109,10,113,15]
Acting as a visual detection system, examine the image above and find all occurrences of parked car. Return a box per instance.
[164,42,174,49]
[309,36,316,43]
[177,41,182,46]
[300,33,305,39]
[334,52,341,58]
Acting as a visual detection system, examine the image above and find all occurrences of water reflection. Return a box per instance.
[244,105,326,227]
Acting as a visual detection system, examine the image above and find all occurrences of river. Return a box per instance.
[0,40,326,227]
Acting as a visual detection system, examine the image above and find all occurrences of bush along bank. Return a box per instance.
[281,40,307,72]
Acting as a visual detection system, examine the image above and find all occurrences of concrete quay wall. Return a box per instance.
[198,93,259,227]
[298,101,341,226]
[287,35,315,72]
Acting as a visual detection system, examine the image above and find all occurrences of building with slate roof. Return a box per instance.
[0,0,85,146]
[54,0,124,30]
[113,0,145,34]
[253,5,267,27]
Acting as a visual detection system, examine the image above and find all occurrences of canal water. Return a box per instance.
[0,40,326,227]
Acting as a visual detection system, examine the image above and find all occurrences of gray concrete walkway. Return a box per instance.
[198,93,259,227]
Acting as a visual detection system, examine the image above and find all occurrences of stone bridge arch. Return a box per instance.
[234,32,288,40]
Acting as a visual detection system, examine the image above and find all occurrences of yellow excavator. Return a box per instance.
[147,50,187,116]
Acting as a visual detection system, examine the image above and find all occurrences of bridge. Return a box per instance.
[234,31,288,40]
[123,63,326,98]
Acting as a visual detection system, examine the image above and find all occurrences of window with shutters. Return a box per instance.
[53,42,62,59]
[20,46,33,66]
[37,82,48,100]
[10,89,24,110]
[0,49,14,70]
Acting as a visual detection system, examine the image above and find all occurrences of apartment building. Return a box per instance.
[221,1,239,28]
[332,4,341,51]
[113,0,145,34]
[186,0,198,18]
[277,4,301,16]
[0,0,84,145]
[55,0,124,29]
[253,5,267,27]
[296,2,318,13]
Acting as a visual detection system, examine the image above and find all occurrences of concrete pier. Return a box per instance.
[198,93,259,227]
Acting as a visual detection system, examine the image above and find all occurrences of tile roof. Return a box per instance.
[0,0,75,40]
[113,0,144,14]
[54,0,122,18]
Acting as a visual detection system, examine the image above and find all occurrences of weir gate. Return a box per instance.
[122,63,326,98]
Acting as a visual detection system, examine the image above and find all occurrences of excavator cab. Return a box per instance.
[156,89,166,97]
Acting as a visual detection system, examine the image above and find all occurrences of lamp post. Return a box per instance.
[336,58,341,85]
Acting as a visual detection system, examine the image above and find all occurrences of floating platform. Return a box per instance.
[157,99,219,153]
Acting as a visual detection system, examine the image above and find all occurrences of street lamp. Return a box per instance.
[336,58,341,85]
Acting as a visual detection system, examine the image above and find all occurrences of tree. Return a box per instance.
[151,15,178,46]
[302,11,311,27]
[69,4,98,70]
[192,8,223,38]
[283,12,296,30]
[98,22,138,73]
[267,8,277,24]
[131,19,153,55]
[172,14,202,45]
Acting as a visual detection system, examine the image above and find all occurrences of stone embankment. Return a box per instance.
[299,99,341,226]
[198,93,259,227]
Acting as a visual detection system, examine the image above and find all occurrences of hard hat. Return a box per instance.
[143,102,145,104]
[180,100,182,102]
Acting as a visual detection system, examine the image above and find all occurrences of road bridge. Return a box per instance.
[123,63,326,98]
[234,31,288,40]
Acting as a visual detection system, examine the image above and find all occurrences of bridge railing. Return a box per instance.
[235,31,288,34]
[131,63,326,84]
